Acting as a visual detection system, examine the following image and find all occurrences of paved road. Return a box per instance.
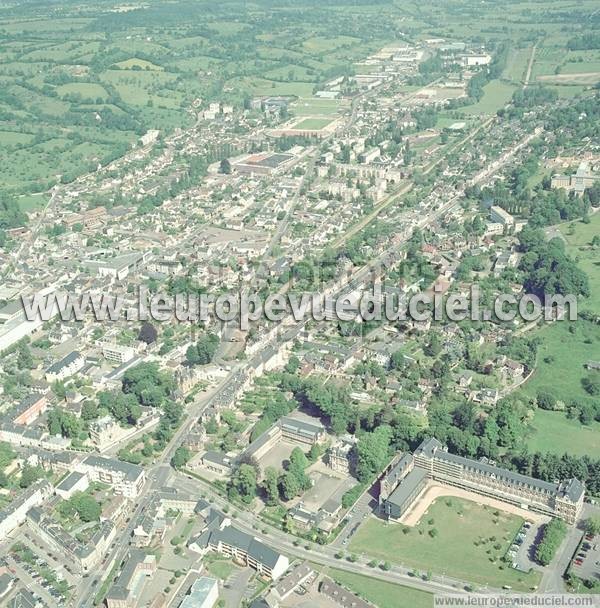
[175,473,483,597]
[332,489,377,549]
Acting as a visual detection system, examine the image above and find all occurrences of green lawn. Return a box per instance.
[504,46,532,84]
[526,409,600,458]
[205,557,240,580]
[331,569,433,608]
[17,193,47,212]
[463,80,516,115]
[349,498,541,591]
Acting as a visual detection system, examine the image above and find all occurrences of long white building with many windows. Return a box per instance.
[381,438,585,524]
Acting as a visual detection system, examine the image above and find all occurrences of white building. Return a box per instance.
[0,480,52,538]
[45,351,86,382]
[77,455,145,498]
[179,577,219,608]
[100,342,136,364]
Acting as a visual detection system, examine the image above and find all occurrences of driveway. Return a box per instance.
[222,567,254,607]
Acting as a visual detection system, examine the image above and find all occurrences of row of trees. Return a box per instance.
[535,519,567,566]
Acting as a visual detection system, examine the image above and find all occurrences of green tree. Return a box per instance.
[230,464,257,504]
[171,446,191,469]
[262,467,280,505]
[20,465,44,488]
[356,426,392,482]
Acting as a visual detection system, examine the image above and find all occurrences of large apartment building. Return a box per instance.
[416,438,585,523]
[189,511,289,580]
[380,438,585,524]
[77,455,145,498]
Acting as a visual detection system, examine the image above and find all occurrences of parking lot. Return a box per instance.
[506,519,547,573]
[570,533,600,582]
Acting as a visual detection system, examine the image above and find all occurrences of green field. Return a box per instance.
[205,557,239,580]
[463,80,517,115]
[560,212,600,315]
[17,193,47,212]
[520,320,600,404]
[350,498,541,591]
[504,46,532,84]
[290,97,346,116]
[56,82,109,100]
[331,569,433,608]
[527,409,600,458]
[292,117,334,130]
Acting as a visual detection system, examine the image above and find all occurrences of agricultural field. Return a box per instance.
[350,498,542,591]
[0,0,598,202]
[503,46,533,84]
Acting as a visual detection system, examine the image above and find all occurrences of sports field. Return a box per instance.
[350,497,541,591]
[292,117,334,130]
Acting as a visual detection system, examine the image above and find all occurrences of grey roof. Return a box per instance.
[7,589,43,608]
[560,478,585,503]
[280,415,324,437]
[387,468,428,508]
[273,561,313,598]
[46,351,82,375]
[210,524,284,569]
[415,438,582,498]
[0,480,51,525]
[56,470,86,492]
[106,548,151,601]
[320,577,372,608]
[381,452,413,488]
[202,450,232,467]
[81,454,144,482]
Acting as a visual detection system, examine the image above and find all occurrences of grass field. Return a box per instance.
[205,557,240,580]
[349,498,541,591]
[462,80,517,115]
[559,212,600,314]
[526,409,600,458]
[56,82,109,100]
[290,97,345,116]
[17,193,47,212]
[292,117,333,130]
[330,569,433,608]
[520,320,600,404]
[504,46,532,84]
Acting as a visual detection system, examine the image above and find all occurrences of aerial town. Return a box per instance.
[0,1,599,607]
